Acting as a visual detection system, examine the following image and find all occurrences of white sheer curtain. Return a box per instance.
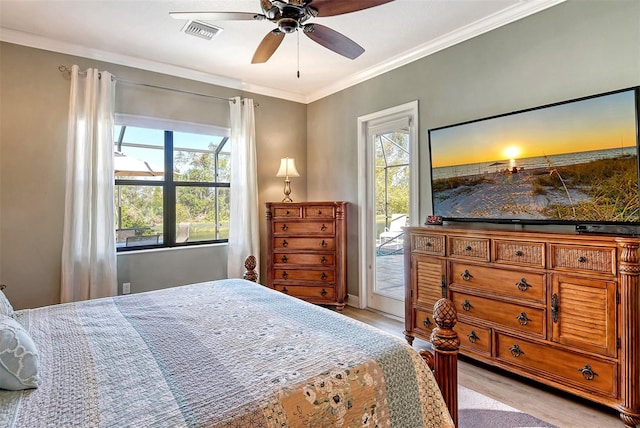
[227,97,260,278]
[61,65,117,302]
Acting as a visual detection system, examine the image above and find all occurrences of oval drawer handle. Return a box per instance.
[280,224,288,231]
[515,250,524,257]
[281,239,288,247]
[578,364,598,381]
[578,256,587,263]
[509,343,524,358]
[281,287,289,294]
[461,299,472,311]
[320,240,328,248]
[516,312,531,326]
[467,331,479,344]
[551,293,559,323]
[320,224,327,231]
[320,288,328,297]
[320,272,327,280]
[461,270,473,281]
[281,255,288,263]
[465,246,472,251]
[423,318,432,328]
[321,256,327,264]
[516,278,531,292]
[425,242,432,247]
[281,271,288,279]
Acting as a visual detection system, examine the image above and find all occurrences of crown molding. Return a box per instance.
[0,28,308,104]
[305,0,566,103]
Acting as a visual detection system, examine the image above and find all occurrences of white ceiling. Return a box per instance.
[0,0,564,103]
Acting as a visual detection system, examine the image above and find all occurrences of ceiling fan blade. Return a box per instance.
[252,30,285,63]
[169,11,260,21]
[308,0,394,17]
[303,24,364,59]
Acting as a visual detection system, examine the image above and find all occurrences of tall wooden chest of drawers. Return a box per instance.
[266,201,347,311]
[404,225,640,427]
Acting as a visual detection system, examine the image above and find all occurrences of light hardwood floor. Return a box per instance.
[342,306,623,428]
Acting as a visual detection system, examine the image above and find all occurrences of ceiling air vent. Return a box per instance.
[182,20,223,41]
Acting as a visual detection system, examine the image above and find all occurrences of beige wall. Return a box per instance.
[0,42,306,309]
[307,0,640,297]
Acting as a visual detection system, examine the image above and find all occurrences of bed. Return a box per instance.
[0,258,458,427]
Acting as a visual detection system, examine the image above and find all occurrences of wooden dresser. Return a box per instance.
[404,225,640,427]
[266,201,347,311]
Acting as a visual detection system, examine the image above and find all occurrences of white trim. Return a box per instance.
[115,114,230,136]
[1,0,564,104]
[357,100,418,315]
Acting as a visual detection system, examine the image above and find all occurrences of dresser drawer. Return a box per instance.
[273,253,335,267]
[494,239,545,268]
[274,285,335,300]
[550,244,616,275]
[495,333,617,397]
[448,236,490,261]
[304,206,335,218]
[272,206,302,218]
[412,234,446,256]
[451,291,545,338]
[450,262,545,303]
[274,269,334,283]
[413,307,436,338]
[457,321,491,356]
[273,237,335,251]
[273,220,335,235]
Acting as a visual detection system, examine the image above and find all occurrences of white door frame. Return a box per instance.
[356,101,419,311]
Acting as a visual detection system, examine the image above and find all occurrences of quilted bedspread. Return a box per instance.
[1,279,453,427]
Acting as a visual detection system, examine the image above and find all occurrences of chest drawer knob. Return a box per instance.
[578,256,587,263]
[516,278,531,292]
[281,255,288,263]
[320,288,328,297]
[465,246,472,251]
[282,239,288,247]
[281,287,289,294]
[321,256,327,264]
[281,271,289,279]
[461,270,473,281]
[321,240,328,248]
[467,331,479,344]
[321,272,327,280]
[423,318,433,328]
[578,364,598,381]
[461,299,473,312]
[516,312,531,326]
[509,343,525,358]
[281,224,288,231]
[515,250,524,257]
[320,224,327,231]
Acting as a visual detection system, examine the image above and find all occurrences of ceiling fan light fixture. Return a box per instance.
[182,20,223,41]
[278,17,299,33]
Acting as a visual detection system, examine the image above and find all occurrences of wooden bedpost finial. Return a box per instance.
[243,255,258,282]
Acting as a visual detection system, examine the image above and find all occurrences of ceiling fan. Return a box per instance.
[170,0,394,64]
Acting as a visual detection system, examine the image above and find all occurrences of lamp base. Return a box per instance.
[282,179,294,203]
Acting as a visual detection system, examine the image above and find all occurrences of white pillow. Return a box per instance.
[0,289,14,318]
[0,315,41,390]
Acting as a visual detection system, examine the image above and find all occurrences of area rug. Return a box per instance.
[459,385,558,428]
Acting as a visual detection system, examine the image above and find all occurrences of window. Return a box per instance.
[114,120,230,250]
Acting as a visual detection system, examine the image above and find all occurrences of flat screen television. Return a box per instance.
[428,86,640,227]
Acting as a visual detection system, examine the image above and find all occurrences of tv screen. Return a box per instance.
[428,87,640,225]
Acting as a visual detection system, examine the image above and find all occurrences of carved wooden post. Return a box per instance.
[430,297,460,427]
[243,255,258,282]
[615,238,640,428]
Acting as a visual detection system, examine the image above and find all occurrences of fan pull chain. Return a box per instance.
[297,30,300,79]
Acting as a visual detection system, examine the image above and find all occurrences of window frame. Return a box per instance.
[115,117,231,252]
